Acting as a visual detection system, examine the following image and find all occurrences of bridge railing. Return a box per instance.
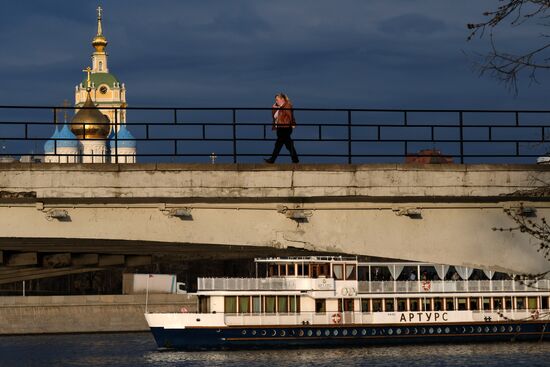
[0,106,549,164]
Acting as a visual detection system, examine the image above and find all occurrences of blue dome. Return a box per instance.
[57,124,79,149]
[109,124,136,148]
[44,127,60,153]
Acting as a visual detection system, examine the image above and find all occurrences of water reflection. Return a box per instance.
[0,333,548,367]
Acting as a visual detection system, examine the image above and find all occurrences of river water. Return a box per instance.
[0,333,548,367]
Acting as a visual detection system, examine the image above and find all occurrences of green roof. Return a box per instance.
[82,72,120,88]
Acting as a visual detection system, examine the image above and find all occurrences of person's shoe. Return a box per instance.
[263,158,275,164]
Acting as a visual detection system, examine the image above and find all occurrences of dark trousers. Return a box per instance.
[269,128,299,163]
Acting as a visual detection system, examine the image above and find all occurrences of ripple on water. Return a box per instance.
[0,333,548,367]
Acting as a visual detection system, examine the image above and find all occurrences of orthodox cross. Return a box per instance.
[83,67,92,90]
[97,6,103,20]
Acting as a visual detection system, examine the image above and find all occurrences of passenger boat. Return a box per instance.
[145,256,550,350]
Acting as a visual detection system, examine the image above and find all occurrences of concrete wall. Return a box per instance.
[0,163,548,198]
[0,294,197,335]
[0,163,549,275]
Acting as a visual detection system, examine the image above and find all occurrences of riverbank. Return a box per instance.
[0,294,197,335]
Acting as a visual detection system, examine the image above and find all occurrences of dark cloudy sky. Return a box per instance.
[1,0,549,109]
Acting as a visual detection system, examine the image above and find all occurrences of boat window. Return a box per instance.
[361,299,370,313]
[433,298,443,311]
[289,296,300,313]
[423,298,432,311]
[542,296,549,310]
[339,299,354,312]
[199,296,209,313]
[457,298,467,311]
[345,264,357,280]
[493,297,503,310]
[358,266,369,281]
[315,299,326,313]
[320,264,330,277]
[269,265,278,277]
[279,264,287,276]
[278,296,288,313]
[288,264,295,276]
[265,296,276,313]
[298,264,309,276]
[410,298,420,311]
[397,298,407,312]
[469,297,479,311]
[385,298,395,312]
[504,297,512,310]
[239,296,250,314]
[333,264,344,280]
[311,265,318,278]
[445,298,454,311]
[528,297,538,310]
[372,299,383,312]
[483,298,491,311]
[515,297,525,310]
[252,296,261,313]
[224,296,237,314]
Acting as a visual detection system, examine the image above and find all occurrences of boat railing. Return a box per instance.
[198,277,549,293]
[358,279,550,293]
[198,277,336,291]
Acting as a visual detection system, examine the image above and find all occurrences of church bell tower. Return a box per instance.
[74,6,127,130]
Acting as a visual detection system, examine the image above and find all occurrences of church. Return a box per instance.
[44,7,136,164]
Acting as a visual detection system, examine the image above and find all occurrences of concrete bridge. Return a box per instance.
[0,163,549,280]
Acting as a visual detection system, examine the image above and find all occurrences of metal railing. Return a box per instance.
[198,278,550,293]
[357,280,550,294]
[0,106,549,164]
[198,277,335,291]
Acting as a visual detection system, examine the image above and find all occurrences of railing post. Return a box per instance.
[114,107,118,164]
[347,110,352,164]
[53,107,57,155]
[232,109,237,163]
[459,111,464,164]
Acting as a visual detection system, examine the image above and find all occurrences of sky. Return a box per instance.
[0,1,548,163]
[1,0,549,109]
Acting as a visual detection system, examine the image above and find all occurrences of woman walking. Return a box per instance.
[264,93,299,164]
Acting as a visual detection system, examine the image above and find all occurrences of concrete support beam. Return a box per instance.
[0,267,103,285]
[98,255,125,266]
[42,253,71,268]
[6,252,37,267]
[125,255,151,267]
[72,253,99,266]
[0,164,549,274]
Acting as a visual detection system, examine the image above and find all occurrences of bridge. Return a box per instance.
[1,106,550,283]
[0,162,548,283]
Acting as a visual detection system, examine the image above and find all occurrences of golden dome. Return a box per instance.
[92,35,108,52]
[70,91,110,139]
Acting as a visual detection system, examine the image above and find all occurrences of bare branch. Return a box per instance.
[467,0,550,91]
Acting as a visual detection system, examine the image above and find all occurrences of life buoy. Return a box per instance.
[341,288,349,296]
[180,307,188,313]
[421,280,431,292]
[531,310,540,320]
[332,313,342,324]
